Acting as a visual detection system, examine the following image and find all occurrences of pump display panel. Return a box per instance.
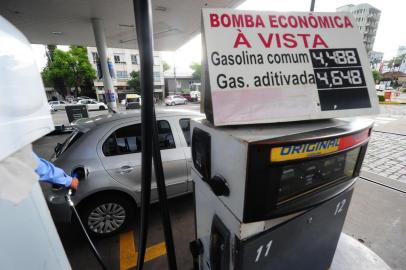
[276,147,359,203]
[243,128,370,222]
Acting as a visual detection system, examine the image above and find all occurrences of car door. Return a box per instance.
[88,100,98,110]
[174,96,182,104]
[98,118,188,201]
[81,100,92,110]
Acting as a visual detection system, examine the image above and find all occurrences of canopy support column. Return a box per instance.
[91,18,117,109]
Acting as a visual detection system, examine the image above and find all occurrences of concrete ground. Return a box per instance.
[32,104,406,270]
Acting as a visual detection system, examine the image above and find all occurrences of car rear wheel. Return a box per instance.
[171,101,175,106]
[184,100,187,104]
[99,106,106,110]
[78,194,134,237]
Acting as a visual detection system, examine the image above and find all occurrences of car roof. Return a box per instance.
[72,108,203,132]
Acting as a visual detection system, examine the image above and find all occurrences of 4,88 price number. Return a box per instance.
[315,67,366,89]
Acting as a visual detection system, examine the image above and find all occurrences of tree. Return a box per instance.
[388,54,406,71]
[127,71,141,95]
[68,46,97,96]
[190,62,202,82]
[162,61,170,72]
[41,46,96,97]
[372,70,381,82]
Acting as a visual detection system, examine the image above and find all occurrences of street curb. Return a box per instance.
[360,170,406,193]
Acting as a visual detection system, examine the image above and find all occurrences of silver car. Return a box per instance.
[41,109,200,236]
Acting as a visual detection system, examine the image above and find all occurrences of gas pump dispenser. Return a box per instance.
[190,8,379,270]
[191,118,372,270]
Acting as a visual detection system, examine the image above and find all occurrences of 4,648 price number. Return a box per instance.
[315,67,366,89]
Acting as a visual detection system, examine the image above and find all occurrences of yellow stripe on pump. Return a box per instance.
[271,138,340,162]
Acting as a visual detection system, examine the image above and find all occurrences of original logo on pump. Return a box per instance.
[271,138,340,162]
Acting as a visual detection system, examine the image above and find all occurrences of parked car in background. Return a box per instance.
[181,93,193,102]
[76,99,108,110]
[41,110,202,236]
[190,90,201,102]
[49,100,68,110]
[48,104,57,112]
[165,95,188,106]
[125,94,142,110]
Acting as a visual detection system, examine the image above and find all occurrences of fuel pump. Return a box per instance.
[191,118,372,270]
[190,7,380,270]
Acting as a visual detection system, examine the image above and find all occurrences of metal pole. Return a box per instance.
[133,0,177,269]
[91,18,117,109]
[151,110,178,270]
[133,0,154,267]
[310,0,316,12]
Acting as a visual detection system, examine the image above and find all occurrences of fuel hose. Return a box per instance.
[65,189,109,270]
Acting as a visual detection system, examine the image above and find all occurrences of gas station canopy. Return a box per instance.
[0,0,243,50]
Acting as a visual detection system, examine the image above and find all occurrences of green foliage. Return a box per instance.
[162,61,170,72]
[388,54,406,69]
[372,70,381,82]
[41,46,96,97]
[127,71,141,95]
[190,62,202,82]
[378,95,385,102]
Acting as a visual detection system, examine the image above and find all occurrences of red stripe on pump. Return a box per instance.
[338,129,370,150]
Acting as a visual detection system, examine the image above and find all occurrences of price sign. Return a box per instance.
[310,48,369,110]
[201,9,379,126]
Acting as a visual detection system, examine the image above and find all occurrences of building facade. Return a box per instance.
[337,3,381,58]
[87,47,165,101]
[164,74,198,96]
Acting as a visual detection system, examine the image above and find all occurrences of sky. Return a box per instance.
[32,0,406,73]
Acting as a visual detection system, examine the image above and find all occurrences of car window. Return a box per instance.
[179,118,191,146]
[102,120,176,156]
[50,101,57,105]
[157,120,176,150]
[60,101,66,104]
[91,101,97,104]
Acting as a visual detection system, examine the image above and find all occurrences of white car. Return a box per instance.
[77,99,108,110]
[48,100,68,110]
[165,95,188,106]
[48,104,57,112]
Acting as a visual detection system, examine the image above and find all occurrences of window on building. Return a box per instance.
[92,52,98,63]
[114,54,125,64]
[131,54,138,65]
[116,70,128,79]
[153,72,161,82]
[102,120,175,156]
[153,56,160,66]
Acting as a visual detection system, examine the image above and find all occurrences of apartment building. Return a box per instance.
[337,3,381,58]
[87,47,164,101]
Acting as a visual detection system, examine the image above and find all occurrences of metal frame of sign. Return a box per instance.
[201,9,379,126]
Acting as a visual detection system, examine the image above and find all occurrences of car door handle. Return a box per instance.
[118,166,134,174]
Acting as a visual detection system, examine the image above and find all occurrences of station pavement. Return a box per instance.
[32,104,406,270]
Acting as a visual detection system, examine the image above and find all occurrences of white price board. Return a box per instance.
[201,9,379,126]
